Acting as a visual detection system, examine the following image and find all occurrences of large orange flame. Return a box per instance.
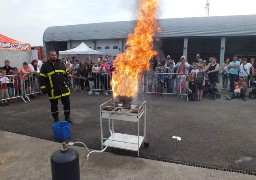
[111,0,159,98]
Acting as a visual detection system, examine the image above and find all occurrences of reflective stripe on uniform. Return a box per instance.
[48,89,70,99]
[47,71,54,97]
[47,71,55,76]
[39,73,47,77]
[40,86,46,89]
[55,70,66,74]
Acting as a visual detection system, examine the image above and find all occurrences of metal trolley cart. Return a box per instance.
[100,99,149,156]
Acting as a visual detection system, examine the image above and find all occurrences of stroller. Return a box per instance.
[203,75,221,100]
[249,76,256,99]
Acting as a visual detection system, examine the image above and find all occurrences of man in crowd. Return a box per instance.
[166,55,175,66]
[174,56,190,75]
[228,55,240,91]
[239,58,254,88]
[39,51,72,123]
[3,60,13,75]
[194,53,201,64]
[110,55,117,71]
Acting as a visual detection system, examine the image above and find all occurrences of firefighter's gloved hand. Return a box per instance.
[41,88,48,95]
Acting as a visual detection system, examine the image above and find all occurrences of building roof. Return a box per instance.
[43,14,256,42]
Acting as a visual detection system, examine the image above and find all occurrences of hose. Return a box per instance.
[67,117,114,160]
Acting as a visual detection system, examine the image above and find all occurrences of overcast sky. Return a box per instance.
[1,0,256,46]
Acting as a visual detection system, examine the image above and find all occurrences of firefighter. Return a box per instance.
[39,51,72,123]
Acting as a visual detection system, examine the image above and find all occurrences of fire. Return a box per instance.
[111,0,159,98]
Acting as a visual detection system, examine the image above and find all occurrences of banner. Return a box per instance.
[0,42,31,51]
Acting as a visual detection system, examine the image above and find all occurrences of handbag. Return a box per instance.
[243,65,251,78]
[242,64,252,87]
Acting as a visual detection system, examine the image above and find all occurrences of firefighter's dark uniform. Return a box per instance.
[38,60,70,121]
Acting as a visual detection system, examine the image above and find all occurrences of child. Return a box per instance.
[157,65,165,96]
[191,62,199,75]
[0,69,10,106]
[233,77,247,100]
[187,73,197,101]
[146,63,155,93]
[177,71,186,96]
[12,67,22,97]
[234,85,241,97]
[166,62,175,94]
[196,64,205,101]
[8,74,15,102]
[87,73,95,95]
[99,60,111,95]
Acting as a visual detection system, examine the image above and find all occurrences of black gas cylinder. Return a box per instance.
[51,147,80,180]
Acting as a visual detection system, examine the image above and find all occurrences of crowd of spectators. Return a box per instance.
[147,54,256,101]
[0,55,116,106]
[1,53,256,106]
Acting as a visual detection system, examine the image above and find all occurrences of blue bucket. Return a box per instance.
[52,121,71,141]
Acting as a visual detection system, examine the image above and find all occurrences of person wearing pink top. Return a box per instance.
[99,60,111,95]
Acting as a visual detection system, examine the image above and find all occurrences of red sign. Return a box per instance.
[0,34,31,51]
[0,42,31,51]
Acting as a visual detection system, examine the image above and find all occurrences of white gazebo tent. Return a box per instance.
[59,42,104,62]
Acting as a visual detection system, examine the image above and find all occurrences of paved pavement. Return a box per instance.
[1,130,255,180]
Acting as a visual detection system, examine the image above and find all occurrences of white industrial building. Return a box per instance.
[43,14,256,64]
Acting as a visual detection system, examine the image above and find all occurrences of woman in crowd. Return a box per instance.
[77,61,89,92]
[197,64,206,101]
[92,59,101,95]
[205,57,220,83]
[29,60,39,73]
[65,63,72,88]
[222,58,230,90]
[100,59,111,95]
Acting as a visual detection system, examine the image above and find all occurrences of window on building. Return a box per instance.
[105,46,110,49]
[97,46,102,49]
[113,46,119,49]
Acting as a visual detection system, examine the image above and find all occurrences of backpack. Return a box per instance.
[197,72,204,83]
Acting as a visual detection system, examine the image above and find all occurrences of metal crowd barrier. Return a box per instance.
[70,72,112,94]
[21,73,41,102]
[0,75,26,104]
[66,71,188,101]
[0,73,42,105]
[144,72,188,101]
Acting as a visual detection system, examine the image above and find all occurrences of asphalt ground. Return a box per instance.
[0,90,255,174]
